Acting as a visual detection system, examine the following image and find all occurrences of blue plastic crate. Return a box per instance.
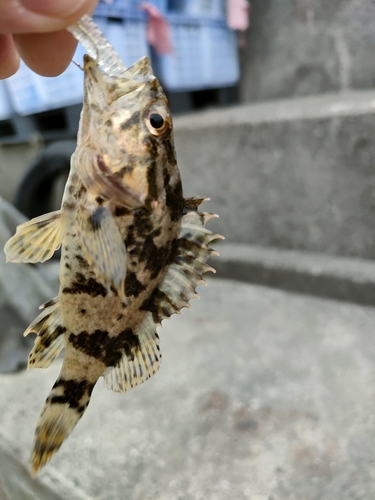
[154,16,204,91]
[0,81,13,120]
[5,44,86,116]
[149,0,169,13]
[96,0,170,15]
[184,0,225,18]
[201,20,239,86]
[94,0,144,17]
[94,15,149,67]
[153,16,239,91]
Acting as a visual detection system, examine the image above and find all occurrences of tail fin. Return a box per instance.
[31,373,97,475]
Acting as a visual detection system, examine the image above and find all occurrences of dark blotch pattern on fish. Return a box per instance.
[75,254,89,269]
[147,160,158,203]
[121,111,140,130]
[41,325,66,349]
[133,208,154,235]
[89,207,106,232]
[164,138,176,168]
[36,213,59,229]
[49,378,94,409]
[62,273,107,297]
[42,299,57,309]
[69,328,140,366]
[140,288,169,323]
[63,202,75,211]
[125,271,146,297]
[166,181,183,222]
[114,206,130,217]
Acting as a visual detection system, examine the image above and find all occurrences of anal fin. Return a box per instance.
[4,210,64,263]
[25,299,66,369]
[103,314,161,393]
[78,205,127,303]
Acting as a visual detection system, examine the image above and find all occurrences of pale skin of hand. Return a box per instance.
[0,0,98,79]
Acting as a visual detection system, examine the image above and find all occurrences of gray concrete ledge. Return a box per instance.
[211,242,375,306]
[173,90,375,129]
[173,90,375,259]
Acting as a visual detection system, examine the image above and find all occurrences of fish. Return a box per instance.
[4,19,223,475]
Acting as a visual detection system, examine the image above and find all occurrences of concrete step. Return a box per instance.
[2,279,375,499]
[173,90,375,260]
[211,242,375,307]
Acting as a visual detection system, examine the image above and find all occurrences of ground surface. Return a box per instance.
[0,278,375,499]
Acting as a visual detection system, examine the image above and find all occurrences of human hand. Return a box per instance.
[0,0,98,79]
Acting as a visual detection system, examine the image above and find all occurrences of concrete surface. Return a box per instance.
[0,198,58,373]
[241,0,375,102]
[212,242,375,307]
[1,278,375,499]
[173,90,375,259]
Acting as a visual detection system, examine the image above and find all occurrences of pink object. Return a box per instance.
[226,0,251,31]
[140,3,173,55]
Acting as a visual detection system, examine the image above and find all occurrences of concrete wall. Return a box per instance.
[241,0,375,102]
[173,91,375,260]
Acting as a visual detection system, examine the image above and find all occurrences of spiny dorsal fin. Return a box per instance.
[24,299,66,369]
[4,210,64,263]
[147,198,223,325]
[103,314,161,393]
[77,205,127,303]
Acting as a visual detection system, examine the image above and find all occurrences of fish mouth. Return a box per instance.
[84,54,156,103]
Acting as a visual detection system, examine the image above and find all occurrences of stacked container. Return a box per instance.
[143,0,239,92]
[0,0,239,122]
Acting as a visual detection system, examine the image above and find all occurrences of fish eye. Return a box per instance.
[150,113,164,129]
[145,106,169,136]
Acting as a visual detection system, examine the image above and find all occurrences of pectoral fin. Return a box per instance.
[4,210,64,263]
[78,205,127,303]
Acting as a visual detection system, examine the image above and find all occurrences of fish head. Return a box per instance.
[76,54,179,211]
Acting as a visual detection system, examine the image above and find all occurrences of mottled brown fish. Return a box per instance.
[4,50,222,475]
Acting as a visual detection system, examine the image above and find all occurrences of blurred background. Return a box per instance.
[3,2,375,498]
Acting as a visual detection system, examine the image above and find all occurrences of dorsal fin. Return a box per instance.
[144,198,224,325]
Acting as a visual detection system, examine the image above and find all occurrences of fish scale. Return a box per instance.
[4,18,223,475]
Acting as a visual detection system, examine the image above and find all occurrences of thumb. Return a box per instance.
[0,0,98,34]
